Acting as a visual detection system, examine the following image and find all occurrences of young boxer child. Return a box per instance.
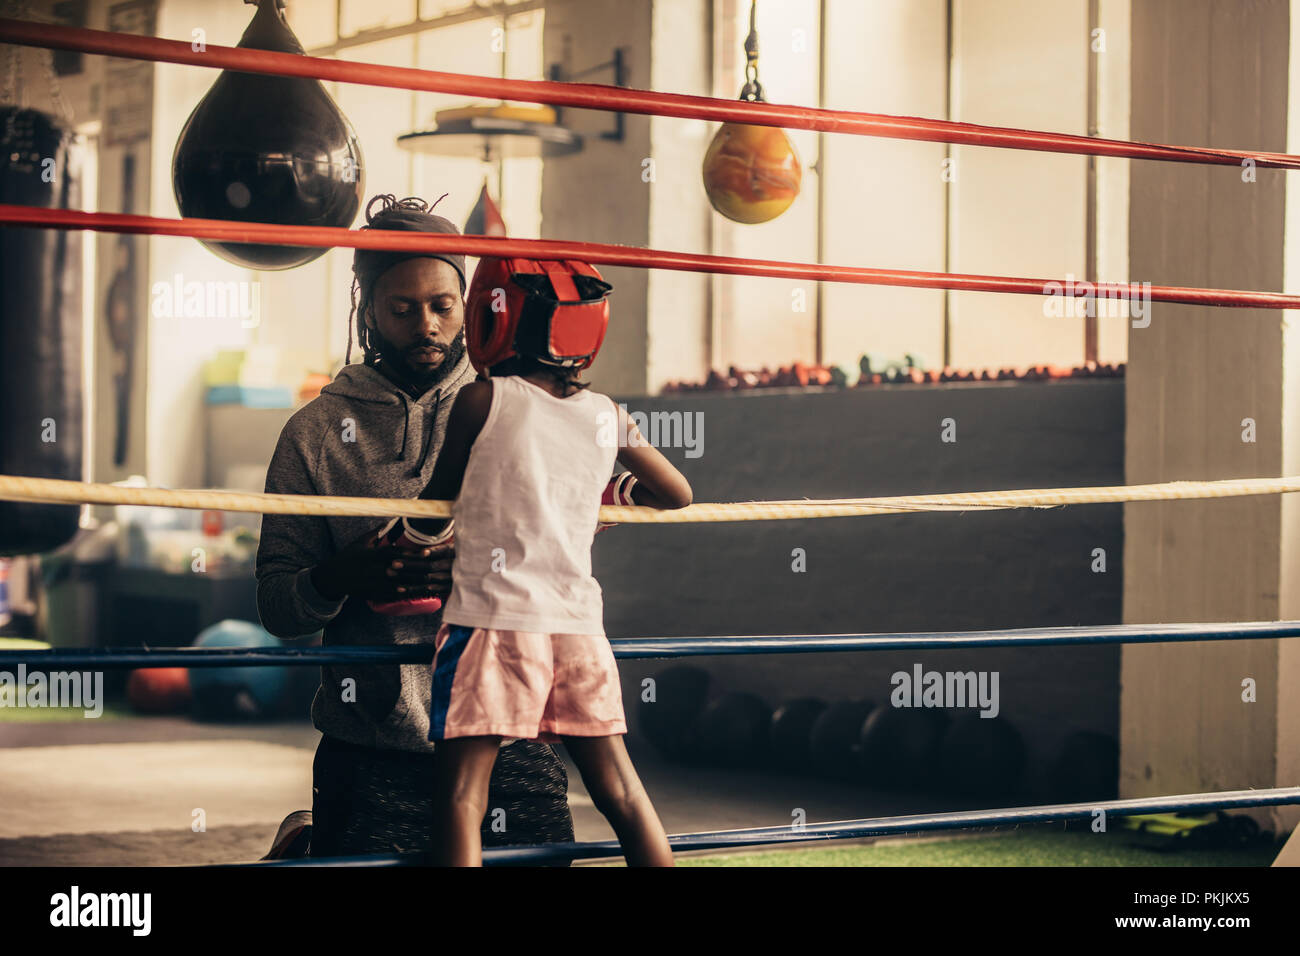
[381,256,691,866]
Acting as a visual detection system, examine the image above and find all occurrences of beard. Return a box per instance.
[372,327,467,391]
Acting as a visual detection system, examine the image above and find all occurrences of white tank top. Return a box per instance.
[443,375,618,635]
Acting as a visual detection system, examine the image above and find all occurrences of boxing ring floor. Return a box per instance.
[0,715,923,865]
[0,714,1281,867]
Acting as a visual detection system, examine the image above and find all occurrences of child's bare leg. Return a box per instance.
[431,736,502,866]
[563,735,673,867]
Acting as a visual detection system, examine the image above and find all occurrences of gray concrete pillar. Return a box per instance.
[541,0,712,396]
[1122,0,1298,833]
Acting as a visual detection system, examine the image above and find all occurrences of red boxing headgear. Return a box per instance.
[465,257,613,375]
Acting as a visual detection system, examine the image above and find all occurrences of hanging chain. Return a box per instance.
[499,8,508,82]
[2,0,24,109]
[1,0,24,144]
[1,0,75,124]
[3,38,22,107]
[1,0,30,113]
[738,0,764,102]
[44,42,73,123]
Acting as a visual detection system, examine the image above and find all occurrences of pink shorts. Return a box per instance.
[428,623,627,742]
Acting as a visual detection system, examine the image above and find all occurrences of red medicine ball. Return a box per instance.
[126,668,193,715]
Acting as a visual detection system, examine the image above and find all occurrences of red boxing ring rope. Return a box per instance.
[1,16,1298,170]
[2,203,1298,310]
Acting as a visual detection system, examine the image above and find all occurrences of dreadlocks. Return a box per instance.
[346,194,467,366]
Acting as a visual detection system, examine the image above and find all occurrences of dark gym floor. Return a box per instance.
[0,714,965,865]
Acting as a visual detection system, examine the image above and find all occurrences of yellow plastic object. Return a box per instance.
[434,103,558,126]
[203,349,246,387]
[0,637,51,650]
[1119,812,1218,837]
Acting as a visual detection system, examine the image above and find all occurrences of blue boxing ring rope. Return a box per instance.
[3,620,1299,669]
[244,787,1300,867]
[4,620,1299,866]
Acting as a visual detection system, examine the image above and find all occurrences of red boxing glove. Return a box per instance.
[597,472,638,534]
[367,516,455,616]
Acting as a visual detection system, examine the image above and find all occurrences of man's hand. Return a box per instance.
[310,526,453,604]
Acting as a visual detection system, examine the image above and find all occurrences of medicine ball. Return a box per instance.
[769,698,827,771]
[808,699,874,781]
[187,619,288,721]
[126,667,192,715]
[936,714,1026,797]
[696,692,771,767]
[638,665,710,763]
[1048,730,1118,801]
[858,706,950,788]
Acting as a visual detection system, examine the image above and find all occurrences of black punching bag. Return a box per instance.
[172,0,364,270]
[0,107,83,556]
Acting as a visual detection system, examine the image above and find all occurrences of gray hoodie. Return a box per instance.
[255,354,476,752]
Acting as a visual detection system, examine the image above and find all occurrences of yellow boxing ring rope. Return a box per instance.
[1,474,1298,524]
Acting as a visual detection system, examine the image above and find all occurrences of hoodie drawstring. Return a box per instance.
[396,391,411,463]
[410,391,443,477]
